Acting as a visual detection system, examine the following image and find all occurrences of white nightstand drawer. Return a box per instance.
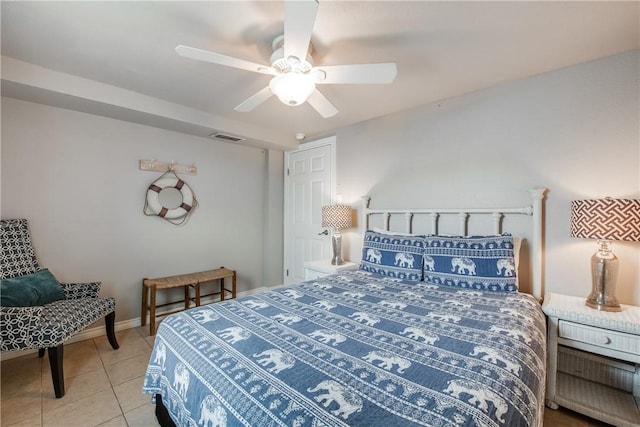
[559,320,640,355]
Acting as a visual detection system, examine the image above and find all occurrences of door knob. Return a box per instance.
[318,229,329,236]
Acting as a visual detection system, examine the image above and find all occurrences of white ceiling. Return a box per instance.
[2,1,638,150]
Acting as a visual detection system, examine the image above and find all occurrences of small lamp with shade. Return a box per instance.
[322,204,353,265]
[570,197,640,311]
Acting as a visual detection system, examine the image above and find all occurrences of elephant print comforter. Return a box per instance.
[143,269,545,427]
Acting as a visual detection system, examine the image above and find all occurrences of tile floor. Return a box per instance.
[1,327,157,427]
[1,326,613,427]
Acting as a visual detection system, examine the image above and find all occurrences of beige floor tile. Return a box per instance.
[5,415,43,427]
[95,328,151,366]
[0,354,42,426]
[42,388,121,427]
[95,415,128,427]
[123,401,159,427]
[133,325,159,347]
[144,334,157,348]
[0,392,43,426]
[41,367,111,412]
[1,354,43,397]
[133,325,152,338]
[543,407,612,426]
[113,375,151,413]
[104,351,151,387]
[41,340,102,379]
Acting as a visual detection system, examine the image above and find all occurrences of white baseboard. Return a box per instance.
[1,287,272,361]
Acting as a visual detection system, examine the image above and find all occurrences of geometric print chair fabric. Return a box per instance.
[0,219,119,398]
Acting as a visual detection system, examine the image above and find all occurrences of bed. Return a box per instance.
[143,189,547,427]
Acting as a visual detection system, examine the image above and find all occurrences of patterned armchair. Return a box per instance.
[0,219,119,398]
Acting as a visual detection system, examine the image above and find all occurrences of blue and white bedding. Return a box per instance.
[143,269,546,427]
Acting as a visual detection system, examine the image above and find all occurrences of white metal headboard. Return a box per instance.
[361,187,547,300]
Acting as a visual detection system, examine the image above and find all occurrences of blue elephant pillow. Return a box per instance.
[0,268,65,307]
[422,233,518,292]
[360,230,425,281]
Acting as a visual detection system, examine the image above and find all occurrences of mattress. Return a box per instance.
[143,269,546,427]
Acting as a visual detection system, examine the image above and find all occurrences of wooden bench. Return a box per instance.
[141,267,236,335]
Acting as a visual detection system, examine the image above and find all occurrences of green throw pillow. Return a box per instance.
[0,269,65,307]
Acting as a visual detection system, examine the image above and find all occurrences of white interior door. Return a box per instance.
[284,138,335,285]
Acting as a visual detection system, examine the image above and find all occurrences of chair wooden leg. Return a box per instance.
[48,345,65,398]
[105,311,119,350]
[38,348,45,358]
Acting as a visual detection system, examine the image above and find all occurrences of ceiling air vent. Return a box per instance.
[208,132,245,142]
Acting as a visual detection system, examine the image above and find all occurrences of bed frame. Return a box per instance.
[361,187,547,300]
[154,187,547,427]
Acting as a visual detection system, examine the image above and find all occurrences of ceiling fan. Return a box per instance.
[175,0,397,118]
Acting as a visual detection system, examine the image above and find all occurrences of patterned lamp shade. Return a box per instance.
[570,198,640,241]
[322,204,353,230]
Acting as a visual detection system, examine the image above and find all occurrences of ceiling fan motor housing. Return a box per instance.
[270,34,313,73]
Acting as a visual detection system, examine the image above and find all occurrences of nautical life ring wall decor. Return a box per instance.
[144,170,198,225]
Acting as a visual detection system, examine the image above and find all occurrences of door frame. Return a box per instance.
[283,135,337,284]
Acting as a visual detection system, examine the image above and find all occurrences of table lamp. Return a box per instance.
[570,198,640,311]
[322,204,353,265]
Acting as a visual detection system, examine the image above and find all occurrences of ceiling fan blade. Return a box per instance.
[313,63,397,84]
[234,86,274,112]
[284,0,318,64]
[307,89,338,118]
[176,45,276,75]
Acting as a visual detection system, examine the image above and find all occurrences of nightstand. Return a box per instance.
[304,260,358,280]
[542,293,640,426]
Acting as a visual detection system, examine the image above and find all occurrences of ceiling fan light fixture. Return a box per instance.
[269,72,315,106]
